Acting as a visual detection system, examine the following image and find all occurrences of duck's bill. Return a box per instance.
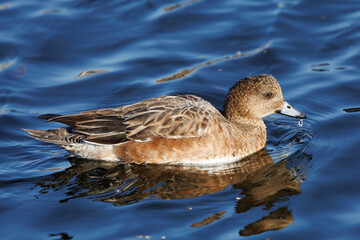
[277,101,306,119]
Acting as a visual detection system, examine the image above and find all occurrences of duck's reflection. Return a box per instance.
[35,149,309,237]
[240,207,294,236]
[233,157,304,236]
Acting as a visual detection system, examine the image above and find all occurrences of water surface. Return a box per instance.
[1,0,360,239]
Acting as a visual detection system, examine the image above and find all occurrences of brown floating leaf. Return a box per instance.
[0,3,10,11]
[77,69,107,78]
[156,41,270,83]
[0,59,15,71]
[164,0,200,12]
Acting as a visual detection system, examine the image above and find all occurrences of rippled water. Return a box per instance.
[1,0,360,239]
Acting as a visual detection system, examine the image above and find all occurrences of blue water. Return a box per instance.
[1,0,360,239]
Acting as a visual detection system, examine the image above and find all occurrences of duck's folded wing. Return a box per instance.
[45,95,221,145]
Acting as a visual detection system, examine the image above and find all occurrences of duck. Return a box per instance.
[24,74,305,165]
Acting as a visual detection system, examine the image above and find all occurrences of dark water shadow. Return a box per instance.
[48,233,73,240]
[34,147,311,237]
[343,107,360,113]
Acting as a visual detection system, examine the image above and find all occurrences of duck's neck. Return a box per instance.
[224,116,267,132]
[223,86,267,129]
[223,101,266,130]
[231,117,266,129]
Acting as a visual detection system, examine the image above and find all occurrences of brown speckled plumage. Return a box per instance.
[24,74,305,165]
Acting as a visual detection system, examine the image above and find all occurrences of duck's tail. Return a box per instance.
[23,128,83,146]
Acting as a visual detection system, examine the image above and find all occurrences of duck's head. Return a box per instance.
[223,74,306,122]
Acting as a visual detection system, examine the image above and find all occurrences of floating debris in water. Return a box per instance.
[298,119,303,127]
[77,69,107,78]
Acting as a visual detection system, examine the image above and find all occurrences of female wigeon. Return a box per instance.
[24,74,305,165]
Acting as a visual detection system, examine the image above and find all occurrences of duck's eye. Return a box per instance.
[265,92,273,98]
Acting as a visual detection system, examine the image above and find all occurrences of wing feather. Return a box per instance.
[46,95,223,144]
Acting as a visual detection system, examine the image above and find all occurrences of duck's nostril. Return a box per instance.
[287,106,291,109]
